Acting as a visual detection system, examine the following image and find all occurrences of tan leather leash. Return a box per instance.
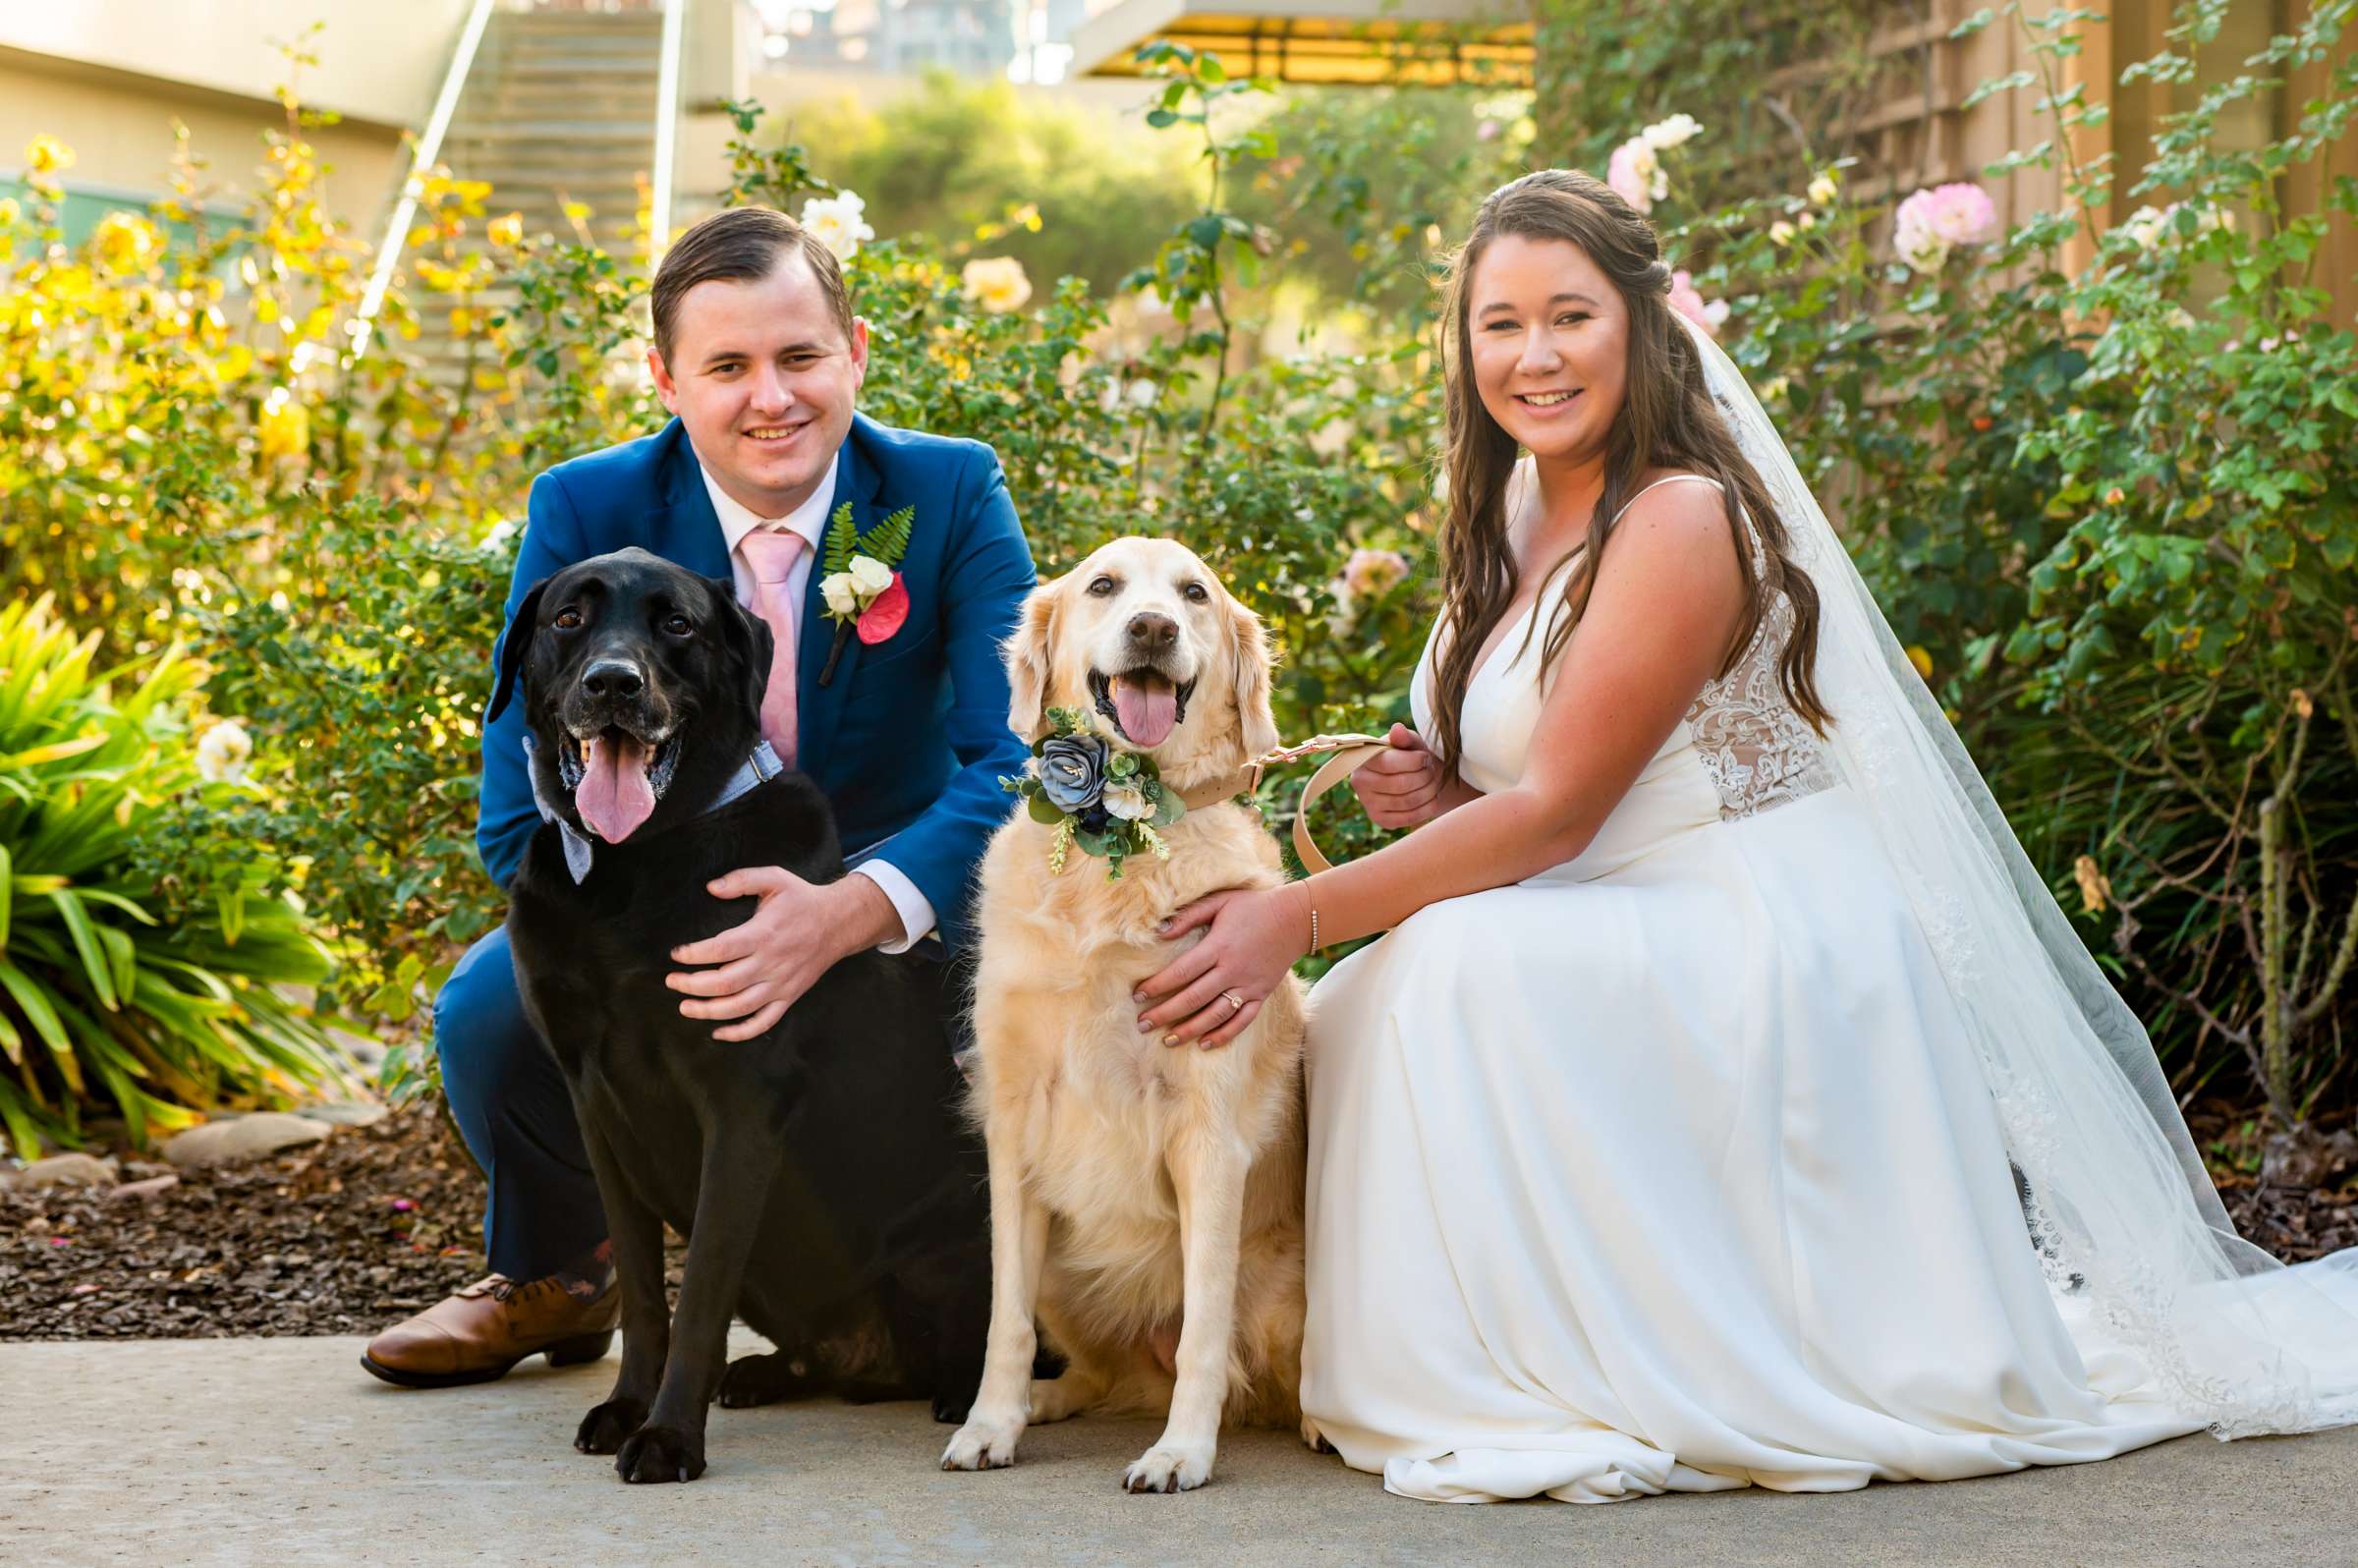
[1173,732,1394,874]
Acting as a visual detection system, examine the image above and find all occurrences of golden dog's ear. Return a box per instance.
[1004,582,1060,741]
[1225,593,1281,757]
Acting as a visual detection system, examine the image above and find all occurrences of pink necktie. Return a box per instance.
[735,528,806,764]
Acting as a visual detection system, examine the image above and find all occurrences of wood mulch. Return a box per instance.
[2,1103,495,1340]
[1,1098,2350,1340]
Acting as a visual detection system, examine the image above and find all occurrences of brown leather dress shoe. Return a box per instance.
[361,1273,620,1389]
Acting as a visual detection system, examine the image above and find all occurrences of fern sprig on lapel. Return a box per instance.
[820,502,915,577]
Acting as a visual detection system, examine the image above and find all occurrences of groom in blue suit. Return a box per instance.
[363,206,1035,1388]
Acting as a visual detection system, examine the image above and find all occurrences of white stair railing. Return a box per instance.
[350,0,500,363]
[648,0,689,263]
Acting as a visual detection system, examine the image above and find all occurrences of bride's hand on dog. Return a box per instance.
[1136,884,1311,1050]
[665,868,894,1041]
[1351,723,1450,828]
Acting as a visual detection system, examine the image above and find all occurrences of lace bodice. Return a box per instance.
[1412,471,1834,828]
[1681,480,1837,820]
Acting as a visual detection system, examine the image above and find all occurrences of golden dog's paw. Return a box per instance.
[941,1413,1025,1471]
[1300,1414,1334,1454]
[1122,1442,1213,1493]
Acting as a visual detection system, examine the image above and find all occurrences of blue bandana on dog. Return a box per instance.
[523,733,787,884]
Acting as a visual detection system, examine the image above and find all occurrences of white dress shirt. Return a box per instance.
[698,456,938,953]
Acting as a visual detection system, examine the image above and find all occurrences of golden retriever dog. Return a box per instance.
[940,535,1317,1493]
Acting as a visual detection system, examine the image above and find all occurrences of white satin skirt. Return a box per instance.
[1301,786,2209,1503]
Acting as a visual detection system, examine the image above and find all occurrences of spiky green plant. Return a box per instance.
[0,595,339,1156]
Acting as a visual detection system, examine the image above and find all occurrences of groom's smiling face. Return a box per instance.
[648,251,869,520]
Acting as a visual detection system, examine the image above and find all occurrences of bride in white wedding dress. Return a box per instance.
[1133,168,2358,1503]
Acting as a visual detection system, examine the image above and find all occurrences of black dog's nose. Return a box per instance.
[581,659,645,700]
[1126,612,1178,652]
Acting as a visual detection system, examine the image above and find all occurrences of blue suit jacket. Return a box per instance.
[477,414,1037,955]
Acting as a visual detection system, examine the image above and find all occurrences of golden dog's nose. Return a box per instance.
[1126,612,1177,653]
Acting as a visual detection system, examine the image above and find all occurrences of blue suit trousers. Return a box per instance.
[435,924,607,1281]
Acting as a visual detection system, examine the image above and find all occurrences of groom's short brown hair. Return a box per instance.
[649,206,854,364]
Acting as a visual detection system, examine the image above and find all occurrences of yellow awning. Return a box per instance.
[1071,0,1534,87]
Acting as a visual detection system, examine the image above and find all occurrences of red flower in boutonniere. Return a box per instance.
[815,501,915,684]
[857,574,909,644]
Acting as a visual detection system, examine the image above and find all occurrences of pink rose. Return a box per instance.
[1666,269,1729,337]
[1607,139,1662,214]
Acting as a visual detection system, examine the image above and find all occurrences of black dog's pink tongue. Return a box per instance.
[576,733,656,842]
[1112,674,1177,748]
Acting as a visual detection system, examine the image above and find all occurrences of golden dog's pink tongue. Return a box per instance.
[1112,675,1177,748]
[576,733,655,842]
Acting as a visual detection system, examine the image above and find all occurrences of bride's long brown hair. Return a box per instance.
[1426,168,1829,779]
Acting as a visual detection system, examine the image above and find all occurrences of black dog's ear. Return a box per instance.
[710,576,775,723]
[483,577,551,726]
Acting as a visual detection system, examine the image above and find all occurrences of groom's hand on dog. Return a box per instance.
[664,867,903,1041]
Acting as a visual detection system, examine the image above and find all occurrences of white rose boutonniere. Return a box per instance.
[814,501,918,684]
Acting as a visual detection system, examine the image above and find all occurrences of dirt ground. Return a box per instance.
[1,1099,2349,1340]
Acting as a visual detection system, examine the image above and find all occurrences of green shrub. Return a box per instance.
[0,596,338,1156]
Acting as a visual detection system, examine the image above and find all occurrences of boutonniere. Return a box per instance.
[815,500,916,685]
[999,706,1184,878]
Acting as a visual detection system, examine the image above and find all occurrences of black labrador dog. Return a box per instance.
[484,546,988,1484]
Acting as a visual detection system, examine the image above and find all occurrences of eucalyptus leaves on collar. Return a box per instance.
[999,706,1184,878]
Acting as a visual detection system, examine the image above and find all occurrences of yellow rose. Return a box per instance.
[487,212,524,248]
[26,135,75,176]
[2071,855,2111,916]
[1904,644,1934,681]
[961,255,1034,314]
[258,386,309,462]
[93,211,161,274]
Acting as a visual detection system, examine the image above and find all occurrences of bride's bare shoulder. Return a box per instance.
[1593,473,1743,612]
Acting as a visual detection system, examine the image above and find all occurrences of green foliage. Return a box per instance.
[824,504,916,576]
[0,596,339,1157]
[762,74,1201,294]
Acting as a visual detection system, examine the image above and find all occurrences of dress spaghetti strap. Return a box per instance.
[1609,472,1724,525]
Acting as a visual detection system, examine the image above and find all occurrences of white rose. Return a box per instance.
[1768,220,1797,248]
[1807,171,1839,207]
[2120,203,2171,250]
[1642,113,1702,151]
[196,719,253,784]
[1101,781,1153,820]
[847,554,894,598]
[799,192,873,262]
[819,571,860,617]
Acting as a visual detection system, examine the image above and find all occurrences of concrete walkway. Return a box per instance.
[5,1331,2355,1567]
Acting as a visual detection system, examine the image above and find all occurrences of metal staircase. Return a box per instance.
[364,1,682,392]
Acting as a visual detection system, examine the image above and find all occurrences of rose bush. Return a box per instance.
[1540,0,2358,1139]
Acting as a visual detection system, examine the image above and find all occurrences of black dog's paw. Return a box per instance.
[931,1389,974,1426]
[616,1424,706,1484]
[575,1398,648,1455]
[717,1351,812,1410]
